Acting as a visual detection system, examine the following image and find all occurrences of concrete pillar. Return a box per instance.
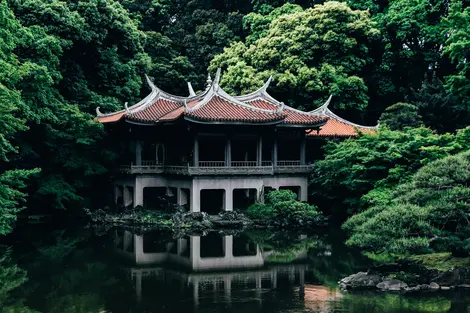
[299,180,308,202]
[257,187,264,204]
[256,273,262,304]
[300,136,306,165]
[273,138,278,166]
[190,236,200,268]
[177,238,187,256]
[225,138,232,167]
[257,136,263,166]
[135,141,142,166]
[134,178,143,207]
[123,186,133,207]
[193,280,199,307]
[135,271,142,302]
[224,235,233,257]
[114,185,121,204]
[225,277,232,306]
[190,183,200,212]
[177,188,188,206]
[123,231,133,252]
[193,136,199,167]
[224,189,233,212]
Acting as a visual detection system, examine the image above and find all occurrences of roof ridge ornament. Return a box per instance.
[262,75,272,92]
[187,82,196,97]
[96,107,103,116]
[309,94,333,114]
[276,102,285,114]
[213,68,222,91]
[124,102,130,113]
[206,73,212,90]
[145,74,157,92]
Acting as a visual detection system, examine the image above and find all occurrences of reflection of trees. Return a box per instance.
[0,247,39,313]
[307,231,372,287]
[244,230,321,263]
[340,293,452,313]
[9,230,134,313]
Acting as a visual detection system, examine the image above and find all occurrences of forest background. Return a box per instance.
[2,0,470,244]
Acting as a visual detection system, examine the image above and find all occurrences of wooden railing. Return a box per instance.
[198,161,225,167]
[277,160,301,166]
[119,160,313,175]
[231,161,257,167]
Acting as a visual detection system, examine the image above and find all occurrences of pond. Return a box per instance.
[0,222,468,313]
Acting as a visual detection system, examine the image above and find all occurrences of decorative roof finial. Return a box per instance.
[309,94,333,114]
[124,102,129,113]
[206,73,212,90]
[187,82,196,97]
[213,68,222,89]
[145,74,157,92]
[96,107,103,116]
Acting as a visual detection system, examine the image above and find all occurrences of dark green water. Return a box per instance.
[0,223,468,313]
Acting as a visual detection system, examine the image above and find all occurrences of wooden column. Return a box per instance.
[257,136,263,166]
[135,140,142,166]
[300,136,306,165]
[225,137,232,167]
[193,135,199,167]
[273,138,278,166]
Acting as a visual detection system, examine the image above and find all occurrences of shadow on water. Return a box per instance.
[0,222,469,313]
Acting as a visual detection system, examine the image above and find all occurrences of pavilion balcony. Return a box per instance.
[118,160,313,176]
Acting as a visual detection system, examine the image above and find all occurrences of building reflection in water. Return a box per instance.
[113,230,342,310]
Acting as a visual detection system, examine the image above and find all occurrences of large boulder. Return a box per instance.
[376,278,408,291]
[340,272,383,290]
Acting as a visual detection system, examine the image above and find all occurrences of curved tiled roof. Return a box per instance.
[126,98,182,123]
[308,116,376,137]
[185,96,286,124]
[95,69,377,135]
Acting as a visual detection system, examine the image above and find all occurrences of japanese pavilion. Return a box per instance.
[97,69,377,213]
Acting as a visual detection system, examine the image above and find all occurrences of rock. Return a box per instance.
[431,268,467,286]
[340,272,383,290]
[441,286,451,290]
[457,284,470,288]
[405,286,420,292]
[376,278,408,291]
[172,211,213,229]
[429,282,440,290]
[416,284,431,291]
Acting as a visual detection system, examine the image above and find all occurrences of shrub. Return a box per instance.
[246,190,326,227]
[344,150,470,256]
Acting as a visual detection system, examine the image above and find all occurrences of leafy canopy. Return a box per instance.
[344,150,470,256]
[210,1,379,111]
[311,126,470,214]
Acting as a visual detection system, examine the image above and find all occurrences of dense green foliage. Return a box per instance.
[247,190,325,226]
[344,150,470,256]
[379,103,423,131]
[1,0,470,236]
[311,127,470,215]
[210,1,379,111]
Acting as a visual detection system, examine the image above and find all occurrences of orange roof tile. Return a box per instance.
[96,112,125,123]
[126,99,182,123]
[309,118,376,137]
[283,107,328,125]
[185,96,285,124]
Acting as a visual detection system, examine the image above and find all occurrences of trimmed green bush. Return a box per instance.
[246,190,326,227]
